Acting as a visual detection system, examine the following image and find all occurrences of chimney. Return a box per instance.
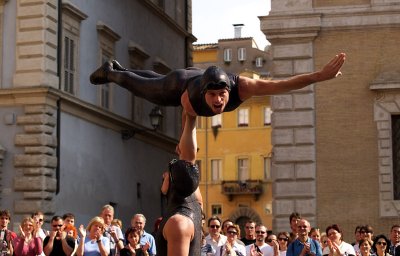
[233,24,244,38]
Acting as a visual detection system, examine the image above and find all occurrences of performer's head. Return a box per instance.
[161,159,199,198]
[201,66,231,114]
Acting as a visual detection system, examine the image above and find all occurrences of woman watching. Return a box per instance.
[277,232,290,256]
[323,224,356,256]
[76,216,110,256]
[372,235,391,256]
[359,238,374,256]
[216,225,246,256]
[120,227,149,256]
[12,216,43,256]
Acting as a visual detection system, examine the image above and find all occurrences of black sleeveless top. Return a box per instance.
[156,193,202,256]
[187,74,242,117]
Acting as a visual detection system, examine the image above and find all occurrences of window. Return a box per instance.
[238,158,249,181]
[100,55,111,109]
[61,2,87,95]
[211,204,222,215]
[211,114,222,128]
[63,36,75,94]
[255,57,263,67]
[196,117,203,129]
[392,115,400,200]
[96,21,121,110]
[264,107,272,125]
[224,48,232,62]
[238,48,246,61]
[211,159,222,181]
[238,108,249,127]
[264,157,271,180]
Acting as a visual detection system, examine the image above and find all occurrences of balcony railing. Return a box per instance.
[221,179,263,201]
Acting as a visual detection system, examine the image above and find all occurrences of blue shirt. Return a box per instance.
[287,237,322,256]
[140,231,156,256]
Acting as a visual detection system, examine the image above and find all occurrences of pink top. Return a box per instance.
[12,236,43,256]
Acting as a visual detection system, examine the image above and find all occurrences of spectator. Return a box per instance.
[352,226,362,247]
[309,228,321,246]
[323,224,355,256]
[64,224,78,255]
[12,216,42,256]
[32,211,48,241]
[43,215,75,256]
[201,231,213,256]
[245,225,275,256]
[120,227,149,256]
[0,209,17,255]
[111,219,122,231]
[222,220,234,236]
[287,219,322,256]
[373,235,391,256]
[359,238,374,256]
[216,225,246,256]
[320,233,329,251]
[100,205,124,256]
[131,214,156,256]
[205,216,227,255]
[63,213,76,227]
[360,226,374,246]
[267,233,278,247]
[289,212,301,244]
[389,225,400,256]
[277,232,290,256]
[241,220,257,246]
[76,216,110,256]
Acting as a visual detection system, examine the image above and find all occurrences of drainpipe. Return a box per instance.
[56,0,62,194]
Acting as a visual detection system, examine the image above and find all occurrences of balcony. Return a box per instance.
[221,180,263,201]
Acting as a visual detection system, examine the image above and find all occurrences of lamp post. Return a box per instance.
[121,106,163,140]
[149,106,163,130]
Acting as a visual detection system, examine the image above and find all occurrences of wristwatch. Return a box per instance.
[96,239,101,243]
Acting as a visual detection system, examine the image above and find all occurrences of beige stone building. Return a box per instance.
[261,0,400,238]
[0,0,194,228]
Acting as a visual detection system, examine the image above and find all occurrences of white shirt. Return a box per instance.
[323,241,356,256]
[245,243,274,256]
[216,241,246,256]
[206,234,228,255]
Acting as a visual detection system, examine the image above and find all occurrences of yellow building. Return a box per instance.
[193,34,274,233]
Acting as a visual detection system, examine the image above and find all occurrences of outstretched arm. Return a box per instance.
[178,112,197,164]
[238,53,346,101]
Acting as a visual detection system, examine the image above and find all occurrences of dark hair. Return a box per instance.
[168,159,200,198]
[326,224,344,241]
[360,225,374,234]
[0,210,11,220]
[51,215,63,223]
[289,212,301,222]
[391,224,400,232]
[309,227,320,236]
[359,238,372,248]
[222,219,233,229]
[355,225,362,233]
[372,234,390,254]
[125,227,140,240]
[208,216,221,227]
[62,213,75,220]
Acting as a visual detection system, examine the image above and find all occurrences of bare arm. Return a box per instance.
[178,112,197,164]
[238,53,346,101]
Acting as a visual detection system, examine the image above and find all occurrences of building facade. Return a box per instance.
[0,0,194,230]
[193,35,274,232]
[261,0,400,238]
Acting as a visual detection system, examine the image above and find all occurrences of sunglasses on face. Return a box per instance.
[278,237,288,241]
[52,224,63,228]
[228,230,237,235]
[256,231,266,234]
[377,242,387,246]
[210,225,220,229]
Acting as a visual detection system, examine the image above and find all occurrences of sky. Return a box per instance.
[192,0,271,50]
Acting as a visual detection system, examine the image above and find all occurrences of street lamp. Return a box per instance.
[121,106,163,140]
